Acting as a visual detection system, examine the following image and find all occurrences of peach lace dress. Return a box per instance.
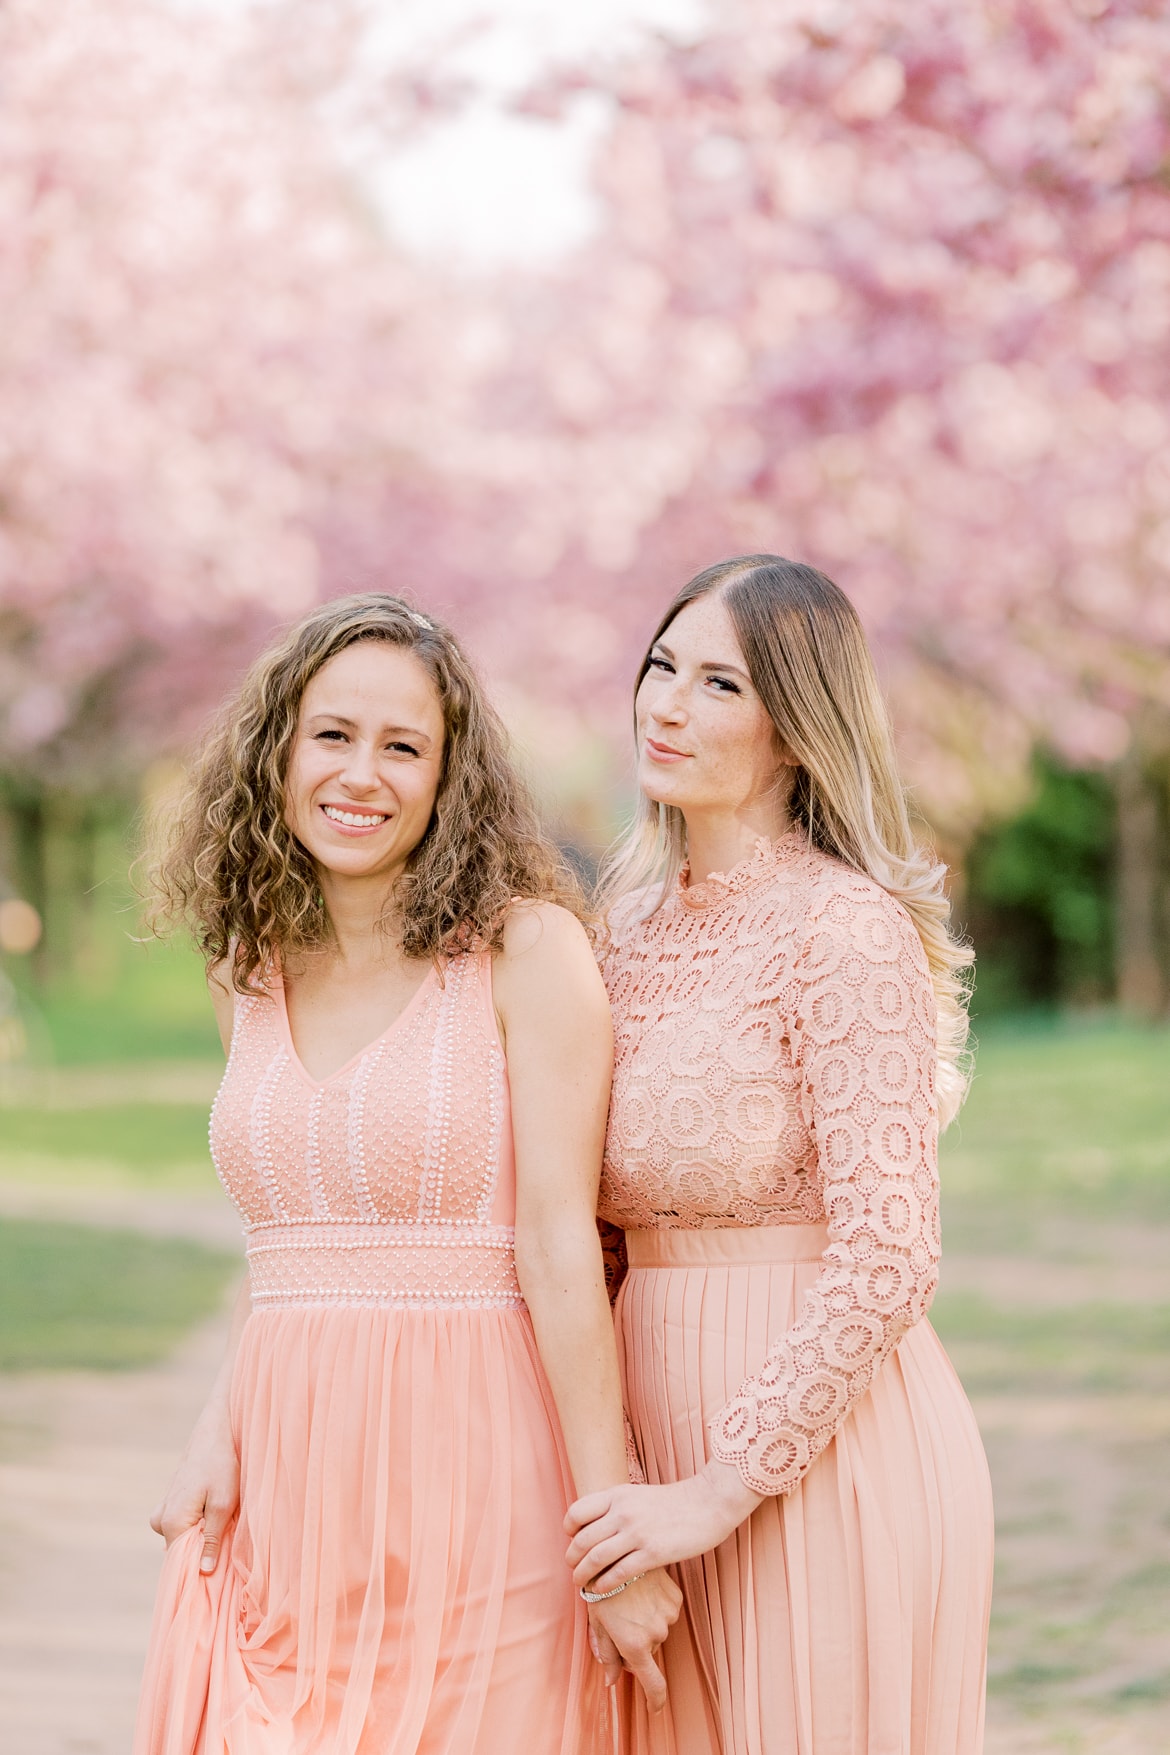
[134,952,609,1755]
[601,835,993,1755]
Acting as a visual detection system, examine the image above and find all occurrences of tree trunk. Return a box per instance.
[3,786,50,984]
[1115,717,1170,1018]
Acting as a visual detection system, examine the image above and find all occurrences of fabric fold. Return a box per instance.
[614,1228,992,1755]
[136,1306,608,1755]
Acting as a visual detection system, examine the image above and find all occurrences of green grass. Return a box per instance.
[989,1559,1170,1714]
[1112,1670,1170,1705]
[12,934,220,1065]
[0,1104,214,1173]
[0,1218,239,1370]
[32,989,221,1063]
[930,1019,1170,1729]
[929,1293,1170,1395]
[941,1017,1170,1222]
[932,1019,1170,1399]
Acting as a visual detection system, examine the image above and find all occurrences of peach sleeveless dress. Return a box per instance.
[600,835,993,1755]
[134,952,610,1755]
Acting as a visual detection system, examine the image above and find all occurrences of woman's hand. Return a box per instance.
[150,1403,239,1574]
[566,1461,763,1594]
[587,1569,683,1712]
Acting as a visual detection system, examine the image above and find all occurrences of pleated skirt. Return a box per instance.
[613,1225,993,1755]
[134,1305,611,1755]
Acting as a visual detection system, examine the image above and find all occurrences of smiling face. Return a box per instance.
[635,591,790,821]
[283,640,446,890]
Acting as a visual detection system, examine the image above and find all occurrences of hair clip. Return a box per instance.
[409,611,433,631]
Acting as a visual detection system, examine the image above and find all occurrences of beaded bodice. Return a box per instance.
[209,952,522,1310]
[601,835,942,1494]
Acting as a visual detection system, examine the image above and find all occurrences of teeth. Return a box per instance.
[323,806,387,828]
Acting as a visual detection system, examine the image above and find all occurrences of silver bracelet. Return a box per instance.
[580,1573,644,1603]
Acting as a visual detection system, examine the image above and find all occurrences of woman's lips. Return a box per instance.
[644,739,691,764]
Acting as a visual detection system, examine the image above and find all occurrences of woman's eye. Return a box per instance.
[315,729,346,742]
[708,676,741,695]
[388,742,420,757]
[647,655,674,673]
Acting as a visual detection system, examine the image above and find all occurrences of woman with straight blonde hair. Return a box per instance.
[566,557,994,1753]
[133,593,679,1755]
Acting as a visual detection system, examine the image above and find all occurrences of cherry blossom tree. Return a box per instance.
[8,1,352,770]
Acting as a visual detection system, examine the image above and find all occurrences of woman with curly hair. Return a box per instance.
[566,557,993,1754]
[134,595,679,1755]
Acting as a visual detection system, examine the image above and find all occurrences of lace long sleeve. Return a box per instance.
[707,885,940,1495]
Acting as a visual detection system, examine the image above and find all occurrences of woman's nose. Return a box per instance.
[650,685,686,726]
[340,742,380,791]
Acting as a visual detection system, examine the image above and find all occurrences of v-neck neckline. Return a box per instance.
[274,963,438,1089]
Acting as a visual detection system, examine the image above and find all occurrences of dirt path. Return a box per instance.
[0,1178,243,1250]
[0,1185,1165,1754]
[0,1292,236,1755]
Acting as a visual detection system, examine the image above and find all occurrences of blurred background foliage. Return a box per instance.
[963,754,1118,1016]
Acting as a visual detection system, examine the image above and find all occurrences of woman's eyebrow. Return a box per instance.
[305,712,432,742]
[650,642,749,679]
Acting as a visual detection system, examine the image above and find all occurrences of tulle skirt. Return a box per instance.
[134,1306,611,1755]
[613,1224,993,1755]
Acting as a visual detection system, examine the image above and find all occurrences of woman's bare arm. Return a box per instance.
[494,905,680,1706]
[495,906,626,1493]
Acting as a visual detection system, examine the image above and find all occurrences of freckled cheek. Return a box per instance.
[696,722,765,797]
[690,710,744,765]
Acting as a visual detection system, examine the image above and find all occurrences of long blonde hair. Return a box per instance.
[149,593,583,990]
[599,555,973,1126]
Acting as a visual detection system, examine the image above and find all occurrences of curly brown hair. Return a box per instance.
[149,594,584,990]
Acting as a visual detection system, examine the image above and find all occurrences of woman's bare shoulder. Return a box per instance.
[498,898,593,962]
[492,902,607,1028]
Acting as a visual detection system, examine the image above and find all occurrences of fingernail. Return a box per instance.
[200,1556,215,1572]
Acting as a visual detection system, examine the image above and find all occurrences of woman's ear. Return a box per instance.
[770,751,799,814]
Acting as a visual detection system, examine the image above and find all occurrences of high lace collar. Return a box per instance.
[677,830,806,911]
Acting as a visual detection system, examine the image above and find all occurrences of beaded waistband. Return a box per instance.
[244,1219,524,1310]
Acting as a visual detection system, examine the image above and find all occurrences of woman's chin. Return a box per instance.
[305,842,401,882]
[639,771,694,811]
